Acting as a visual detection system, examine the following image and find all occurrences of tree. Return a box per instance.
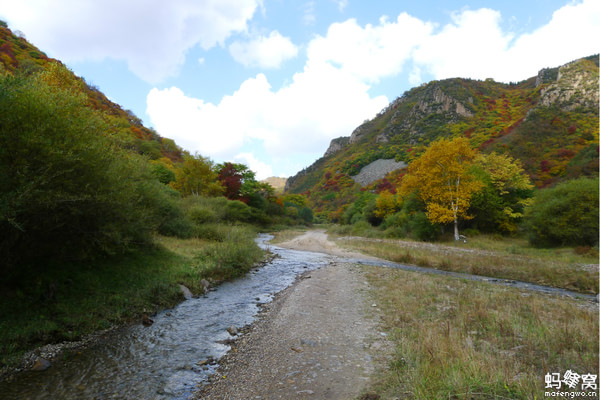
[524,177,599,247]
[171,154,223,197]
[470,152,533,233]
[217,162,245,200]
[401,137,482,241]
[0,69,173,267]
[374,190,399,219]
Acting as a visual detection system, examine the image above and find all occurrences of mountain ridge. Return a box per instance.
[285,55,599,219]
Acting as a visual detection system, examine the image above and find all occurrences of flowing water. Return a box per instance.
[0,235,334,400]
[0,234,594,400]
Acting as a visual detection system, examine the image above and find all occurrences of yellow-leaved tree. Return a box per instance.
[374,190,399,219]
[401,137,483,241]
[471,152,533,233]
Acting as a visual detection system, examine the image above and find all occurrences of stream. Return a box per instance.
[0,235,333,400]
[0,234,594,400]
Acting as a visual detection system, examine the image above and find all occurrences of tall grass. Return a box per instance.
[365,267,599,399]
[332,234,598,294]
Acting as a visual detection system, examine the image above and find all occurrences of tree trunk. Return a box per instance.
[454,218,460,241]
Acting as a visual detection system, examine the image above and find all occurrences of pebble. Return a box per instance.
[227,326,239,336]
[31,358,51,372]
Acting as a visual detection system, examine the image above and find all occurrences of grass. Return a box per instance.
[267,227,309,244]
[331,233,598,294]
[364,266,599,399]
[0,224,265,369]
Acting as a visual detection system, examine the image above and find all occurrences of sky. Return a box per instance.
[1,0,599,179]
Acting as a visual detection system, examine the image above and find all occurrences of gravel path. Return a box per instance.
[193,232,389,399]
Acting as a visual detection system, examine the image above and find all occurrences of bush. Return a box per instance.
[195,224,226,242]
[0,69,167,268]
[224,200,251,222]
[408,212,440,241]
[524,178,599,247]
[196,225,262,279]
[188,206,217,224]
[299,207,314,224]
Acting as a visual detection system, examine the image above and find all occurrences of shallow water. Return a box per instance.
[0,234,594,400]
[0,235,333,400]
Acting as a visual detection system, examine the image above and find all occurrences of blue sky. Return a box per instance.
[1,0,598,179]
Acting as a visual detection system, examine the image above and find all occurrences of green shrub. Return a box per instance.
[196,225,262,279]
[195,224,226,242]
[188,206,217,224]
[408,212,440,241]
[0,69,167,268]
[299,207,314,224]
[224,200,251,222]
[285,206,299,218]
[350,220,373,236]
[525,178,599,247]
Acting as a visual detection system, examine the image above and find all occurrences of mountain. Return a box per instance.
[0,22,183,162]
[285,55,599,219]
[261,177,287,193]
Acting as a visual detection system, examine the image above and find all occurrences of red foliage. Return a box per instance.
[557,148,575,159]
[131,126,144,139]
[0,43,17,67]
[217,162,243,200]
[568,125,577,134]
[375,179,396,194]
[540,160,551,172]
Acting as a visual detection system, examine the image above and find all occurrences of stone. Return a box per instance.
[31,358,51,371]
[142,314,154,326]
[179,284,193,300]
[200,279,211,291]
[227,326,239,336]
[350,159,407,187]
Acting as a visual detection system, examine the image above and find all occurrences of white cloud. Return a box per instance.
[307,14,433,83]
[146,66,388,161]
[412,0,600,82]
[147,0,600,177]
[229,31,299,69]
[301,1,316,26]
[333,0,348,12]
[233,153,273,180]
[0,0,259,83]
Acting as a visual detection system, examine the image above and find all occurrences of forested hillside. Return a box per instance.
[0,23,319,364]
[286,55,599,231]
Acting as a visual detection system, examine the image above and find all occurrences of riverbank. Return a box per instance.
[329,230,599,294]
[365,266,599,399]
[196,230,598,399]
[195,257,390,399]
[0,225,264,376]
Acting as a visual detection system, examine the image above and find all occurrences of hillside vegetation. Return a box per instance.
[0,24,312,367]
[286,55,598,247]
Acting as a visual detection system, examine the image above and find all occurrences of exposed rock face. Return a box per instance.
[351,159,407,187]
[261,176,287,193]
[386,86,474,144]
[535,67,559,87]
[538,58,599,111]
[349,124,367,144]
[324,136,350,157]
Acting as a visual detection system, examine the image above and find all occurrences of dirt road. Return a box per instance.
[194,231,388,400]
